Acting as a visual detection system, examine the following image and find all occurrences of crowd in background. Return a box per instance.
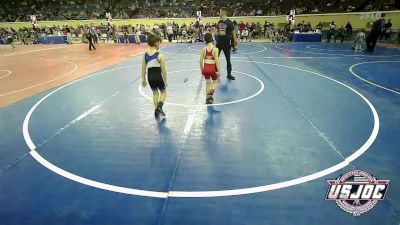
[1,0,398,46]
[0,19,290,46]
[1,0,399,22]
[1,15,398,46]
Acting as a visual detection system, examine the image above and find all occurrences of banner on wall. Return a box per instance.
[106,13,113,26]
[196,11,202,23]
[288,9,295,22]
[30,15,39,30]
[287,9,295,29]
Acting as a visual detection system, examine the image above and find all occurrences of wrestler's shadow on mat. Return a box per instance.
[204,106,222,149]
[149,118,176,166]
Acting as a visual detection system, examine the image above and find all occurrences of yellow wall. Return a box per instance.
[1,11,399,30]
[296,11,400,29]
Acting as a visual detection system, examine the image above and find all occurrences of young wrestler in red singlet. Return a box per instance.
[200,33,221,104]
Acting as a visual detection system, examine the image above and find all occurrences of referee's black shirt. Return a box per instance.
[217,18,234,44]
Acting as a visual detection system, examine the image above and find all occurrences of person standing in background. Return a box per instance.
[6,28,16,50]
[334,26,345,43]
[86,25,96,51]
[327,21,336,43]
[380,19,392,40]
[216,7,236,80]
[315,21,323,33]
[345,21,352,39]
[115,27,121,44]
[123,26,130,44]
[65,25,72,44]
[366,13,385,52]
[397,32,400,46]
[135,27,141,44]
[91,24,98,45]
[248,23,254,42]
[173,22,178,40]
[241,27,249,42]
[166,23,173,42]
[354,29,365,52]
[232,20,239,51]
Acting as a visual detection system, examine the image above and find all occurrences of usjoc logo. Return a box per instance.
[325,170,389,216]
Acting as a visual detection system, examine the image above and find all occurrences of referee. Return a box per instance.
[6,28,16,50]
[366,13,385,52]
[86,25,96,51]
[216,7,236,80]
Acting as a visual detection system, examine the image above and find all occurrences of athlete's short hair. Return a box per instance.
[204,33,213,44]
[148,33,160,47]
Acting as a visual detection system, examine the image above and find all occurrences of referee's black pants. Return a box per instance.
[366,31,379,52]
[216,42,232,77]
[88,36,96,50]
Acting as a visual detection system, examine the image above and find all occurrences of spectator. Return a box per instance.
[397,32,400,46]
[241,27,249,42]
[64,25,72,44]
[1,0,399,22]
[135,26,141,44]
[380,19,392,40]
[86,25,96,51]
[345,21,352,38]
[334,26,345,43]
[366,14,386,52]
[173,22,178,40]
[256,8,262,16]
[327,21,336,43]
[315,21,323,33]
[166,23,173,42]
[354,29,366,52]
[123,26,129,43]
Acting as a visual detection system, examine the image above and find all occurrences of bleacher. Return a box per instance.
[1,0,399,22]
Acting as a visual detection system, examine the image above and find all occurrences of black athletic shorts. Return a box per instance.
[148,67,165,91]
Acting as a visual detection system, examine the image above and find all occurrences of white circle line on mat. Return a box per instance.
[138,69,264,107]
[275,44,400,57]
[0,62,78,97]
[3,45,68,57]
[349,61,400,95]
[160,43,267,56]
[0,70,12,79]
[306,45,354,52]
[22,59,379,198]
